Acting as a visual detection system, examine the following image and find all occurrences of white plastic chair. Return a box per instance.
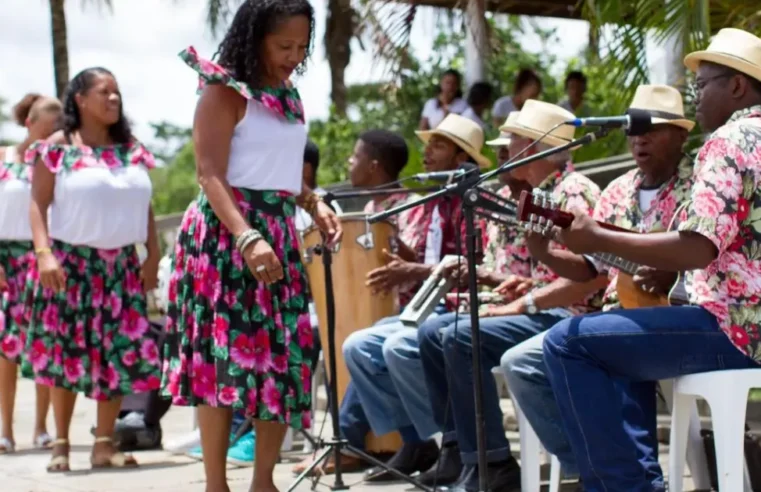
[668,369,760,492]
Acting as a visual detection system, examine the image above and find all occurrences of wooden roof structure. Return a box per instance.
[398,0,583,19]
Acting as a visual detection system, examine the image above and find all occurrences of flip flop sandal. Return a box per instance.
[90,436,138,469]
[0,437,15,455]
[34,432,54,449]
[47,439,70,473]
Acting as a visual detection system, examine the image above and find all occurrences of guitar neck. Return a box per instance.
[589,252,640,276]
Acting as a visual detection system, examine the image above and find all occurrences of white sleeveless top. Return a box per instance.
[227,100,307,194]
[28,142,155,250]
[0,147,33,241]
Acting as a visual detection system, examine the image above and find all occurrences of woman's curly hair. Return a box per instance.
[62,67,133,144]
[214,0,315,88]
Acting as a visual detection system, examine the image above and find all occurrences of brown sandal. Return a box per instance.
[91,436,138,469]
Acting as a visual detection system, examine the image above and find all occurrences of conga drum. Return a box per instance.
[301,212,403,454]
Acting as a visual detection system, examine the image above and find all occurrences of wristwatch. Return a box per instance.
[524,292,538,315]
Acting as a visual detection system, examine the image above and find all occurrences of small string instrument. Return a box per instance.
[517,190,689,308]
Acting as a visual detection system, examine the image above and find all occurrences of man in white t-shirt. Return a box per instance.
[491,68,543,126]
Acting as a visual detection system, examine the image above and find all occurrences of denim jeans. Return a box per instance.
[342,310,443,442]
[543,306,760,492]
[501,331,660,483]
[419,309,571,465]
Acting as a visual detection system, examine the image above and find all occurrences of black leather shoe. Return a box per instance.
[417,443,463,486]
[434,464,474,491]
[448,457,521,492]
[364,439,439,482]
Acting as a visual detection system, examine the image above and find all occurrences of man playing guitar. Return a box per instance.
[502,84,695,491]
[539,29,761,491]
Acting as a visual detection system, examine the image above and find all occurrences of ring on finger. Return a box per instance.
[256,264,266,273]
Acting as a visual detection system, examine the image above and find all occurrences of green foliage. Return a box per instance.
[151,140,198,216]
[0,96,15,147]
[310,17,630,186]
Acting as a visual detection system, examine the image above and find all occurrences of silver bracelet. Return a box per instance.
[236,229,263,254]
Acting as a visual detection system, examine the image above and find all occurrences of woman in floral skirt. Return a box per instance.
[25,68,161,472]
[160,1,341,491]
[0,93,61,454]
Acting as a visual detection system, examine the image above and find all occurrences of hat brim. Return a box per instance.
[651,117,695,131]
[485,136,512,147]
[415,129,492,169]
[684,51,761,83]
[498,123,571,148]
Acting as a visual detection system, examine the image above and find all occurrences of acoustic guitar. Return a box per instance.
[516,190,689,308]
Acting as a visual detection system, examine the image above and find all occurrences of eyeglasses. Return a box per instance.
[688,73,734,99]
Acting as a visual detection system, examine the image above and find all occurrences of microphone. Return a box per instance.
[565,108,653,136]
[413,162,479,182]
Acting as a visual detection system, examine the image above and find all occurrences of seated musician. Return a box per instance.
[537,30,761,491]
[406,101,607,492]
[291,127,436,475]
[502,84,695,491]
[332,115,492,478]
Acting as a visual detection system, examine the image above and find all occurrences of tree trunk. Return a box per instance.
[49,0,69,99]
[464,0,488,88]
[325,0,352,117]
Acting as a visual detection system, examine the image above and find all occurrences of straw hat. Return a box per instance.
[416,113,491,168]
[684,28,761,83]
[498,100,575,148]
[628,85,695,131]
[486,111,520,147]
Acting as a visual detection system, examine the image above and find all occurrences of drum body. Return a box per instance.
[302,213,402,453]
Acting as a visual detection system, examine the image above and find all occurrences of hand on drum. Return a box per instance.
[313,201,343,246]
[244,239,284,285]
[366,249,412,294]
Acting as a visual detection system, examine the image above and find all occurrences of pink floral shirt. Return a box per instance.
[484,165,602,313]
[592,156,694,311]
[363,192,423,253]
[677,105,761,360]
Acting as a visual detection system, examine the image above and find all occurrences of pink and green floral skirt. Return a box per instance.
[22,240,161,400]
[0,240,34,364]
[160,188,314,430]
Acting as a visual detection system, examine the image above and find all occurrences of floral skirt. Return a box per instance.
[0,240,34,364]
[22,240,161,400]
[160,189,314,430]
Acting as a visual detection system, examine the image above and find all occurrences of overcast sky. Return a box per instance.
[0,0,623,145]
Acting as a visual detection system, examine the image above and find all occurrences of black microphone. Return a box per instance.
[413,162,479,182]
[565,108,653,136]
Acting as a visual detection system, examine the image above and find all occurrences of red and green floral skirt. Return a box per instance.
[160,188,314,430]
[0,240,34,364]
[22,240,160,400]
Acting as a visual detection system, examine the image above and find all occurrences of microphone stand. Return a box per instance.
[368,128,610,492]
[289,189,434,492]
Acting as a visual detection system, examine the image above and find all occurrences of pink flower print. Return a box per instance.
[0,334,22,360]
[266,216,285,257]
[296,314,312,348]
[42,304,59,332]
[43,148,64,173]
[260,93,284,114]
[109,291,123,318]
[124,270,143,296]
[288,264,302,296]
[230,331,272,373]
[198,58,227,76]
[101,148,121,169]
[256,285,272,318]
[122,350,137,367]
[63,356,85,384]
[105,363,120,390]
[121,308,149,341]
[140,338,160,365]
[224,290,237,308]
[29,339,50,373]
[91,276,105,308]
[90,348,102,381]
[191,357,217,403]
[692,187,724,219]
[272,355,288,374]
[73,321,86,348]
[218,232,230,252]
[261,378,282,416]
[301,412,312,430]
[231,249,244,270]
[132,375,160,393]
[219,386,240,406]
[130,145,156,169]
[730,325,751,348]
[301,363,311,394]
[212,316,229,348]
[98,248,121,264]
[279,285,291,304]
[0,166,10,181]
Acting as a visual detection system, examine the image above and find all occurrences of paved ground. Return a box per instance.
[0,379,700,491]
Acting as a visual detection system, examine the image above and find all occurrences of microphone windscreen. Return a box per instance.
[625,108,653,136]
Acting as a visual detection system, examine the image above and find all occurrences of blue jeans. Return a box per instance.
[501,332,660,483]
[342,312,443,442]
[420,309,571,465]
[543,306,759,492]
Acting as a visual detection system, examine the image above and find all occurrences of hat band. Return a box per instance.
[632,108,687,121]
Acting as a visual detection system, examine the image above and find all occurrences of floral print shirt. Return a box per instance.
[484,165,602,313]
[592,156,694,311]
[677,105,761,360]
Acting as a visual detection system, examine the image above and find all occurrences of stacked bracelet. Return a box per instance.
[303,193,323,216]
[236,229,263,254]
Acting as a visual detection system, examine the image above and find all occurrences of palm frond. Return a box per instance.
[355,0,419,76]
[79,0,113,12]
[205,0,244,37]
